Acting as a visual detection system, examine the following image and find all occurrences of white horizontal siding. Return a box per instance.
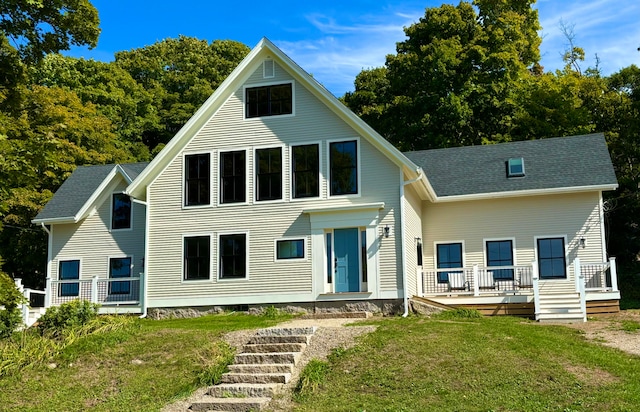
[422,192,606,291]
[51,178,146,281]
[403,183,423,297]
[146,61,402,304]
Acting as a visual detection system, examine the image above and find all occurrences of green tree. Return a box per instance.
[115,36,249,150]
[344,0,541,150]
[0,0,100,108]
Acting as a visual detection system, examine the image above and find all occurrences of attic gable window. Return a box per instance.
[246,83,292,118]
[507,157,525,178]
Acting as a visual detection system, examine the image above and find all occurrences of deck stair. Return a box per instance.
[189,326,316,412]
[536,292,585,323]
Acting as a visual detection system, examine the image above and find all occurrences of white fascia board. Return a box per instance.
[75,166,134,222]
[116,164,134,184]
[126,40,269,200]
[31,216,76,225]
[432,184,619,203]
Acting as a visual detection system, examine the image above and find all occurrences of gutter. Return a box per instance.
[399,168,424,318]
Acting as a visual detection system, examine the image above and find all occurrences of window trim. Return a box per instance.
[181,233,213,283]
[434,241,465,284]
[274,237,307,262]
[110,192,133,231]
[182,151,213,209]
[507,157,525,178]
[218,231,250,281]
[289,141,322,202]
[483,238,516,280]
[254,145,285,204]
[243,81,295,119]
[326,137,361,199]
[534,235,568,280]
[58,258,81,297]
[107,255,133,295]
[218,148,249,207]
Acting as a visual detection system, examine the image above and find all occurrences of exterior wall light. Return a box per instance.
[384,225,390,238]
[579,237,586,248]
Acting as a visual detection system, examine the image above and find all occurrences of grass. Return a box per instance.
[0,311,290,412]
[293,315,640,412]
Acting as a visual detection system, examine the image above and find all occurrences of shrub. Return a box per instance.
[0,271,26,338]
[38,300,99,337]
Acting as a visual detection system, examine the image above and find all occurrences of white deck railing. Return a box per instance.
[45,275,143,307]
[417,257,618,298]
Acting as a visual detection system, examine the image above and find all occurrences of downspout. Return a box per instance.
[399,168,424,317]
[40,223,52,308]
[131,196,149,318]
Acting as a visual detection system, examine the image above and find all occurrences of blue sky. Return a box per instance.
[68,0,640,96]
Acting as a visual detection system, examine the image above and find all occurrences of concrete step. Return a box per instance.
[241,342,306,353]
[189,395,271,411]
[255,327,316,336]
[221,372,291,384]
[247,334,310,345]
[299,311,372,319]
[227,363,294,374]
[234,352,300,365]
[208,383,281,398]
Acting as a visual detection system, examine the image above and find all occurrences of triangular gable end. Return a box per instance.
[126,37,433,201]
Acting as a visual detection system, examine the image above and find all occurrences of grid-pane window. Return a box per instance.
[292,144,319,198]
[59,260,80,297]
[537,238,566,279]
[184,236,210,280]
[486,240,514,280]
[185,154,210,206]
[256,147,282,201]
[109,257,131,295]
[276,239,304,260]
[246,84,292,118]
[221,151,246,204]
[112,193,131,229]
[220,234,246,279]
[330,141,357,195]
[436,243,463,283]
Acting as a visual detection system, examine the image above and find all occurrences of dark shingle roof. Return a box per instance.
[403,133,618,198]
[34,162,149,222]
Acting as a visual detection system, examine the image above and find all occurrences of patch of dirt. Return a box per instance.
[564,310,640,356]
[564,364,620,386]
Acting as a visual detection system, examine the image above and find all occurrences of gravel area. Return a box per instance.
[563,310,640,356]
[162,317,377,412]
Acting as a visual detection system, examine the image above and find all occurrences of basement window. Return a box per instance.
[507,158,525,178]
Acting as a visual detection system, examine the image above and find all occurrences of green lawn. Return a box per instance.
[0,312,289,412]
[293,315,640,412]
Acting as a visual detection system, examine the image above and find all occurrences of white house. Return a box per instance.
[33,38,620,322]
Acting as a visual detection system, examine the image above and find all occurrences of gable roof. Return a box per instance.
[125,37,425,200]
[403,133,618,201]
[32,162,149,224]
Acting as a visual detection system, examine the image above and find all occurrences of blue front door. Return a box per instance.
[334,228,360,292]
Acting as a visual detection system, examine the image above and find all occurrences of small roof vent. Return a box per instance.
[507,157,525,178]
[263,59,275,78]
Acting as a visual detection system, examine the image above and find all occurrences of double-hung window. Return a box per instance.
[292,144,319,199]
[436,243,463,283]
[112,193,131,229]
[59,260,80,297]
[184,236,210,281]
[220,151,246,204]
[537,237,566,279]
[185,154,210,206]
[220,234,247,279]
[256,147,282,201]
[486,240,514,280]
[109,257,132,295]
[330,140,358,196]
[246,83,292,118]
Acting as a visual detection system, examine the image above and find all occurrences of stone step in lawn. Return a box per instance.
[208,383,281,398]
[247,334,310,345]
[227,363,294,374]
[234,352,300,365]
[241,342,306,353]
[189,395,271,412]
[221,372,291,384]
[255,326,316,336]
